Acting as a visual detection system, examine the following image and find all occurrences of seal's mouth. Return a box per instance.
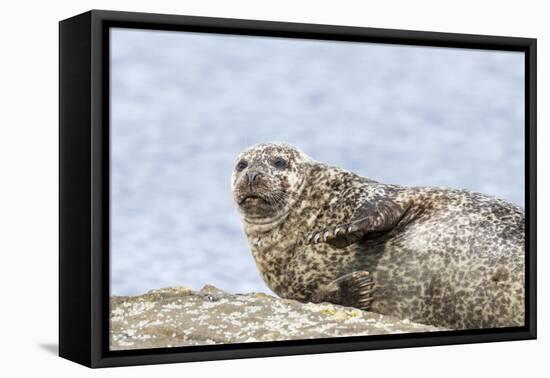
[238,193,268,205]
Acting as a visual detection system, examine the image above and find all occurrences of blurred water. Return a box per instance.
[110,28,524,296]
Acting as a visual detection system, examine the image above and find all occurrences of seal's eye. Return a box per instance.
[272,157,287,169]
[236,160,248,171]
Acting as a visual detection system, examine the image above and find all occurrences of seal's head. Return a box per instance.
[231,142,310,225]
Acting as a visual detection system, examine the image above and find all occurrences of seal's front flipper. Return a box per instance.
[306,192,411,249]
[337,271,376,310]
[313,271,375,311]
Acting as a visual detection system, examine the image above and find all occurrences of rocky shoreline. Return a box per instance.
[110,285,444,350]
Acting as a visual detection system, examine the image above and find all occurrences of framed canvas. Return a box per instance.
[59,9,537,368]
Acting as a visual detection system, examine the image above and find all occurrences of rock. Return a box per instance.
[110,285,444,350]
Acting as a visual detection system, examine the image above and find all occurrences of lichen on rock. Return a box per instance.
[110,285,444,350]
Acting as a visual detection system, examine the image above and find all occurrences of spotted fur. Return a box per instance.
[231,142,525,330]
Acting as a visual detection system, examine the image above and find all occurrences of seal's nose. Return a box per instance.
[247,171,260,190]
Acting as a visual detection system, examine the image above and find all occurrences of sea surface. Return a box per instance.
[110,28,525,296]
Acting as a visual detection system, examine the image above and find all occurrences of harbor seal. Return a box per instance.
[231,142,525,330]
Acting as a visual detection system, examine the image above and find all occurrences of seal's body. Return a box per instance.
[231,143,525,329]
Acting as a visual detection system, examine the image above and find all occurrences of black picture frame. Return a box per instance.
[59,9,537,368]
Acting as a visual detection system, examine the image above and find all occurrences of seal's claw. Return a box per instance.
[307,224,356,247]
[306,229,326,244]
[313,232,321,244]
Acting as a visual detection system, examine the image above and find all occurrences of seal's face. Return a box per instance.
[231,142,309,223]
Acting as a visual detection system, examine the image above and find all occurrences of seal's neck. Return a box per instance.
[242,211,290,234]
